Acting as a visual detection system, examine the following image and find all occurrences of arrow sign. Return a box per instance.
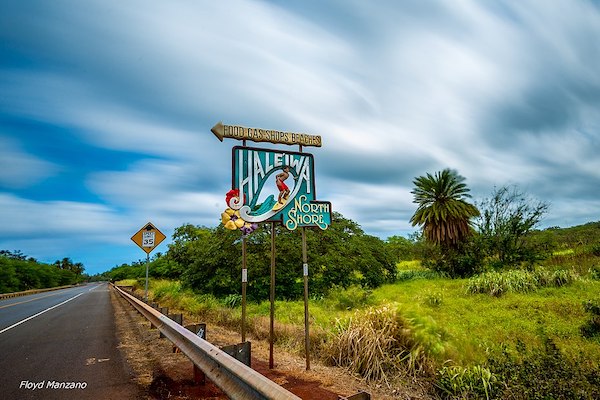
[211,122,322,147]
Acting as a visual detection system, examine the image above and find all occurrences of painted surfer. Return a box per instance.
[275,166,291,205]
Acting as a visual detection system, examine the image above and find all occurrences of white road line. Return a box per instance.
[0,292,84,335]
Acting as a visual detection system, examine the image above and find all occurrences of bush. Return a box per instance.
[323,304,445,385]
[487,338,600,399]
[436,365,496,400]
[424,290,444,307]
[589,265,600,280]
[423,238,487,278]
[580,299,600,339]
[466,268,580,296]
[222,294,242,308]
[326,285,372,310]
[396,269,441,281]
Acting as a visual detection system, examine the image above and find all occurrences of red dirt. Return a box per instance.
[252,359,339,400]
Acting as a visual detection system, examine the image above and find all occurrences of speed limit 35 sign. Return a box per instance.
[131,222,166,254]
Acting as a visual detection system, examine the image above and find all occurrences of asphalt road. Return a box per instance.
[0,283,142,400]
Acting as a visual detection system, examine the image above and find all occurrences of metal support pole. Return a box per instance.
[302,227,310,370]
[269,222,276,369]
[241,235,247,343]
[144,253,150,302]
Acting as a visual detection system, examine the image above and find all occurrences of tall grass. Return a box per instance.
[323,304,447,386]
[117,273,600,398]
[466,268,580,296]
[436,365,496,400]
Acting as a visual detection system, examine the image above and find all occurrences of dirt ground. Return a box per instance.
[110,288,431,399]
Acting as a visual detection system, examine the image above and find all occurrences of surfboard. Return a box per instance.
[272,195,290,211]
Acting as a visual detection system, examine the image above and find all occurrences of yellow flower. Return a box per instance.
[221,208,245,230]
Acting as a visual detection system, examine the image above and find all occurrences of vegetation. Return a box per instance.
[323,304,442,384]
[101,196,600,399]
[487,338,600,399]
[409,169,551,278]
[580,299,600,339]
[102,212,396,301]
[0,250,85,293]
[466,267,580,296]
[475,185,550,268]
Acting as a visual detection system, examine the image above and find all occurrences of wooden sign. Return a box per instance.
[211,122,322,147]
[228,146,331,230]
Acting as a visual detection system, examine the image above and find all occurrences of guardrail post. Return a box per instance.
[221,342,251,367]
[185,323,207,385]
[338,391,371,400]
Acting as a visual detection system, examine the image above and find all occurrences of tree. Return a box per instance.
[475,185,549,267]
[53,257,85,275]
[410,169,480,248]
[176,213,396,300]
[386,235,416,262]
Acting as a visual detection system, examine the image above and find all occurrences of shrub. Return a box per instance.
[326,285,372,310]
[487,338,600,399]
[436,365,496,400]
[589,265,600,280]
[424,291,444,307]
[323,304,445,385]
[222,293,242,308]
[466,268,580,296]
[580,299,600,339]
[397,269,442,281]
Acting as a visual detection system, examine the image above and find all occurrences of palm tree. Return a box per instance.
[410,169,479,247]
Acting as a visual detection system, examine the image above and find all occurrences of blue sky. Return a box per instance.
[1,0,600,275]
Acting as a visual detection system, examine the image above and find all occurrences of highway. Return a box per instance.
[0,283,141,399]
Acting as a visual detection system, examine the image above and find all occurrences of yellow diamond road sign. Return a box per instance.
[131,222,166,254]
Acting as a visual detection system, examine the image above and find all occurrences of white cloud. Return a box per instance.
[0,136,58,188]
[0,193,128,240]
[2,0,600,273]
[87,159,228,225]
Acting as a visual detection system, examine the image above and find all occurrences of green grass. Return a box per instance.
[552,248,575,256]
[370,277,600,365]
[466,268,580,296]
[118,267,600,395]
[115,278,138,287]
[397,260,425,270]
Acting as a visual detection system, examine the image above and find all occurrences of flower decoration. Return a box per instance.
[225,189,245,209]
[221,191,258,235]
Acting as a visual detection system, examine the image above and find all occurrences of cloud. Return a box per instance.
[0,136,58,188]
[2,0,600,274]
[0,193,128,240]
[88,159,227,226]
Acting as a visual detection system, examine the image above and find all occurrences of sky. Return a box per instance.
[1,0,600,275]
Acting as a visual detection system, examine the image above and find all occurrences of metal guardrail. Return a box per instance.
[111,284,302,400]
[0,285,76,300]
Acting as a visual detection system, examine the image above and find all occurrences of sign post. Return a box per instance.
[302,227,310,370]
[270,222,276,369]
[214,122,330,371]
[241,235,247,343]
[131,222,166,301]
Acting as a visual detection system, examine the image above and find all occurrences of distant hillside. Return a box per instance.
[532,221,600,249]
